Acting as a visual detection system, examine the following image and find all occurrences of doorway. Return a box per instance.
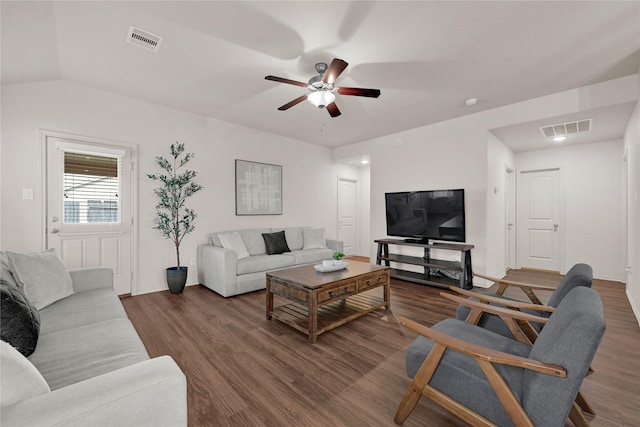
[517,168,561,272]
[44,132,137,295]
[337,177,358,256]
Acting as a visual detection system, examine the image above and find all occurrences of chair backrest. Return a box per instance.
[522,286,605,427]
[546,263,593,308]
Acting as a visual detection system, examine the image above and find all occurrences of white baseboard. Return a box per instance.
[593,274,625,283]
[472,271,506,289]
[626,286,640,328]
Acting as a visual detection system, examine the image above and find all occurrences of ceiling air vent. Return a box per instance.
[126,26,163,52]
[540,119,592,138]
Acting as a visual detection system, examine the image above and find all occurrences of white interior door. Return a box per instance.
[337,177,358,256]
[46,135,134,295]
[517,169,561,271]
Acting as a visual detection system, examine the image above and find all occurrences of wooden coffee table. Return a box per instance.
[266,261,390,343]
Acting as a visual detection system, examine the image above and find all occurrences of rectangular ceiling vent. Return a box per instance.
[540,119,592,138]
[126,26,163,53]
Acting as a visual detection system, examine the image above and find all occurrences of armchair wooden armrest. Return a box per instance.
[448,286,556,314]
[441,292,548,345]
[398,316,564,377]
[474,273,557,305]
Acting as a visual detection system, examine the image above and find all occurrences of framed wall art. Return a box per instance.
[235,159,282,215]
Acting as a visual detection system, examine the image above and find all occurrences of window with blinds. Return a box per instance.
[63,152,120,224]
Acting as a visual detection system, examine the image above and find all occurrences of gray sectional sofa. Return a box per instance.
[197,227,343,297]
[1,252,187,426]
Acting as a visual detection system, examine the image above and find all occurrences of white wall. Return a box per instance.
[360,118,489,274]
[515,140,625,281]
[623,78,640,323]
[0,81,359,295]
[333,75,638,283]
[485,132,516,278]
[358,165,371,258]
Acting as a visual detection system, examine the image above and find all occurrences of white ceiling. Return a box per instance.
[2,1,639,151]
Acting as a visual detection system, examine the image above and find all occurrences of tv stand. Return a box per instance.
[404,238,431,244]
[375,238,473,289]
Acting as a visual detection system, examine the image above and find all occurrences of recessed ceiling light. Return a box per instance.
[553,136,566,143]
[361,159,369,165]
[465,98,478,106]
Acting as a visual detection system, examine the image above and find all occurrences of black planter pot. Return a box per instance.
[166,266,188,294]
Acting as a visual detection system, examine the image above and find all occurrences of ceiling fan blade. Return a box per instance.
[265,75,309,88]
[336,87,381,98]
[322,58,349,85]
[326,102,341,118]
[278,94,308,111]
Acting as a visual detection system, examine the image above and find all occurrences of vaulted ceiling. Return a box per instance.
[2,1,639,150]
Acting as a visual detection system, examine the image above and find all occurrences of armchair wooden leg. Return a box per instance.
[575,391,596,416]
[569,402,591,427]
[394,344,446,424]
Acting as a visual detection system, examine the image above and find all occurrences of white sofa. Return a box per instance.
[197,227,343,297]
[1,252,187,426]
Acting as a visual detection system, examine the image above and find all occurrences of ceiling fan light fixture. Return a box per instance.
[307,91,335,108]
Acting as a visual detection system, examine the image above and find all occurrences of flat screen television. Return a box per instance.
[385,189,466,243]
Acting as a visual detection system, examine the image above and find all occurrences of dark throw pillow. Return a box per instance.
[262,231,291,255]
[1,280,41,357]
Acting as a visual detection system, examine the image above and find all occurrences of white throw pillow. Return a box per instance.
[1,251,19,288]
[302,228,327,250]
[7,249,74,310]
[0,341,51,406]
[218,232,250,260]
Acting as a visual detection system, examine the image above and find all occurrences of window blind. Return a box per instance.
[63,152,120,224]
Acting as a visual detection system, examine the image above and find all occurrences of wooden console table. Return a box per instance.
[375,239,473,289]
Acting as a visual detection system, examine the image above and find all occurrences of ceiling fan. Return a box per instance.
[265,58,381,118]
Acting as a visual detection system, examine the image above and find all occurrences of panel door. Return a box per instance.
[337,178,358,256]
[517,169,561,271]
[46,136,134,295]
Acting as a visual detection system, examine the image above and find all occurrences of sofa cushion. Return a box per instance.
[1,251,19,288]
[290,248,335,265]
[218,232,250,259]
[262,231,291,255]
[280,227,306,251]
[7,249,74,310]
[237,228,271,256]
[29,318,149,390]
[0,340,51,407]
[303,228,327,250]
[1,281,41,357]
[38,287,128,335]
[236,254,295,275]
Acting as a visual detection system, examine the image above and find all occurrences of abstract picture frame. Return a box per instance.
[235,159,282,215]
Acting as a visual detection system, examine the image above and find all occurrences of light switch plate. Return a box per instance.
[22,189,33,200]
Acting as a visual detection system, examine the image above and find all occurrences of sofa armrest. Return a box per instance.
[326,239,343,253]
[1,356,186,427]
[197,244,238,297]
[68,268,113,292]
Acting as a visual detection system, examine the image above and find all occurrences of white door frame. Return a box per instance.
[623,148,630,283]
[505,166,516,270]
[337,176,359,256]
[40,129,139,294]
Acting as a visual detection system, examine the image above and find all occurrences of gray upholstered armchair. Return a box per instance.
[395,286,605,427]
[454,263,593,341]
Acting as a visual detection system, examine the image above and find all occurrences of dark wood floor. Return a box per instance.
[121,261,640,427]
